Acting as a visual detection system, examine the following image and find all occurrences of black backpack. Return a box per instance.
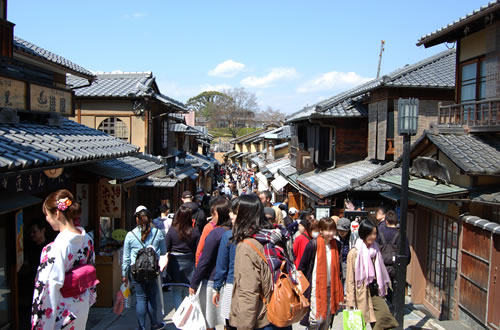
[130,229,160,282]
[379,230,399,278]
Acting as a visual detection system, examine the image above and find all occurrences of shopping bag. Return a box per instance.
[112,290,124,315]
[172,286,205,330]
[343,309,366,330]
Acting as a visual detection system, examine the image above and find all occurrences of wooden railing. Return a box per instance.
[438,99,500,132]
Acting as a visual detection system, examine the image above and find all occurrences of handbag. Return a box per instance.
[343,309,366,330]
[244,239,310,328]
[60,264,100,298]
[172,286,206,330]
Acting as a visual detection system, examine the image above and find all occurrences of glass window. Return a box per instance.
[161,120,168,149]
[98,117,129,141]
[479,60,487,100]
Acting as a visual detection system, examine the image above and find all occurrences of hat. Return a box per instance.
[337,217,351,231]
[135,205,147,214]
[288,207,298,215]
[182,191,193,199]
[264,207,276,221]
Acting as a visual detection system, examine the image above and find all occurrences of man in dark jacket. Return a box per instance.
[181,191,207,234]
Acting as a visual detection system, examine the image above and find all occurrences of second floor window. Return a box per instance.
[460,58,486,103]
[98,117,129,141]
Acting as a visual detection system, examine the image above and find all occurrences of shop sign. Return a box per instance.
[16,210,24,272]
[98,180,121,218]
[30,84,72,115]
[315,206,331,220]
[0,169,71,194]
[0,77,26,109]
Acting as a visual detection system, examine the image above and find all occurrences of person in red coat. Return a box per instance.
[293,218,313,268]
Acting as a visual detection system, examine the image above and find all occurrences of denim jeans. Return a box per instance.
[171,285,189,310]
[133,279,159,329]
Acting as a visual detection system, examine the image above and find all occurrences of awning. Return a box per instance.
[271,175,288,192]
[82,155,163,183]
[379,175,469,198]
[380,188,449,214]
[0,193,43,215]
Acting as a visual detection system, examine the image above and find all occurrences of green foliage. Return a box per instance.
[186,91,232,118]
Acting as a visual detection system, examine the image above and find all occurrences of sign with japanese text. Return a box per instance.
[30,83,73,116]
[98,180,122,218]
[0,77,26,109]
[0,169,71,194]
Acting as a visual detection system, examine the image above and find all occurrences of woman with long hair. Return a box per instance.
[31,189,97,330]
[298,217,344,329]
[165,205,200,310]
[122,207,166,330]
[230,194,295,330]
[345,220,398,330]
[189,198,231,330]
[212,198,240,330]
[293,216,313,268]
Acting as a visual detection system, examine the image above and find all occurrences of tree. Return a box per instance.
[186,91,231,118]
[218,88,259,138]
[257,106,286,125]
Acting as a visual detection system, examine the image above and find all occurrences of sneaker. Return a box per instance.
[152,322,165,330]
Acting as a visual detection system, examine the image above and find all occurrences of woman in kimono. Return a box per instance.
[31,189,97,330]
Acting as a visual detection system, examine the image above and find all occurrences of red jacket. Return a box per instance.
[293,232,311,268]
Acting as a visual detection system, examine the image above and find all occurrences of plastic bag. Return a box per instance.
[343,309,366,330]
[113,290,124,315]
[172,286,205,330]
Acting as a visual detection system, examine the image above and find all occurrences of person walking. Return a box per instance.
[336,217,358,288]
[345,220,398,330]
[153,204,173,236]
[122,208,167,330]
[32,189,97,330]
[196,196,224,266]
[189,198,231,330]
[293,218,312,268]
[212,198,240,330]
[298,218,344,329]
[181,191,207,235]
[164,205,200,310]
[230,194,294,330]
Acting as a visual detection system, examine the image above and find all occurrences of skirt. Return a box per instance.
[199,280,224,328]
[167,253,195,284]
[220,283,233,320]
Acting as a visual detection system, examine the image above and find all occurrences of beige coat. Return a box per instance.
[230,238,273,330]
[345,248,377,323]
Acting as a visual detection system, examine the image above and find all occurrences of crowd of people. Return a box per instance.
[29,164,410,330]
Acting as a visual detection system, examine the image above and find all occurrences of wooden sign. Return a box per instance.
[0,77,26,109]
[30,83,72,115]
[98,180,121,218]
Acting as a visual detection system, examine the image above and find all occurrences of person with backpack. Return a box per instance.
[345,220,398,330]
[31,189,98,330]
[189,198,232,330]
[230,194,298,330]
[181,190,207,235]
[164,205,200,311]
[376,210,410,304]
[293,218,312,268]
[122,208,166,330]
[298,217,344,329]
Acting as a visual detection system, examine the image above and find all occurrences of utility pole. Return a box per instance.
[376,40,385,79]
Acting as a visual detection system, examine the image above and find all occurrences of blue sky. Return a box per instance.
[10,1,487,113]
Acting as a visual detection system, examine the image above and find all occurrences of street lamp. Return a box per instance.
[394,98,419,329]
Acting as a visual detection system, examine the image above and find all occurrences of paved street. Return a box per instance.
[87,291,450,330]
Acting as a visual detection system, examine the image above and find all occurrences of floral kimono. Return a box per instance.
[31,228,97,330]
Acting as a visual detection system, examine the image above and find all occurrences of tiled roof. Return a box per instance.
[0,118,138,173]
[274,142,289,150]
[83,154,163,182]
[417,1,500,47]
[13,36,94,78]
[265,157,291,175]
[297,160,388,198]
[426,133,500,175]
[471,190,500,204]
[287,49,455,123]
[67,73,186,110]
[278,125,292,139]
[461,214,500,234]
[380,175,469,197]
[354,165,402,192]
[137,171,178,188]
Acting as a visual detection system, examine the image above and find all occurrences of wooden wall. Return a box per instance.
[334,118,368,166]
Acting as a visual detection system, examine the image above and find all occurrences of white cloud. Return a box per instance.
[200,84,232,92]
[208,60,245,78]
[240,67,298,88]
[297,71,372,93]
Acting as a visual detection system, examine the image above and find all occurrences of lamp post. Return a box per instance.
[394,98,419,328]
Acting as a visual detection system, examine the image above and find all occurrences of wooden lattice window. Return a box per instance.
[98,117,129,141]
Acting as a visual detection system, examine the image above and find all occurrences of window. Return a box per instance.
[161,120,168,149]
[98,117,129,141]
[460,58,486,120]
[317,126,334,168]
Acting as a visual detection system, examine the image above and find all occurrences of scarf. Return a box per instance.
[316,236,344,320]
[252,226,297,284]
[354,239,391,296]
